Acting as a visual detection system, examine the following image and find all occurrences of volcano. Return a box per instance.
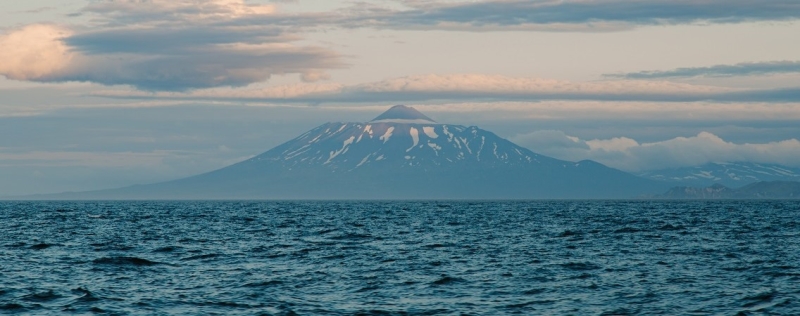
[45,105,666,199]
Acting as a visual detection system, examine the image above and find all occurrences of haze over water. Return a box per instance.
[2,200,798,315]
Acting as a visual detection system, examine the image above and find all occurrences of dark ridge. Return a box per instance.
[371,105,436,122]
[601,308,638,316]
[350,309,402,315]
[92,256,162,266]
[658,224,686,231]
[354,285,381,293]
[70,287,99,303]
[195,301,257,308]
[328,233,373,240]
[432,275,463,285]
[614,227,642,234]
[560,262,602,271]
[76,293,100,303]
[22,290,61,302]
[152,246,180,253]
[741,290,778,308]
[30,243,53,250]
[505,300,556,308]
[180,253,220,261]
[522,288,546,295]
[557,230,581,237]
[243,228,271,233]
[0,303,24,310]
[243,280,283,288]
[315,228,336,235]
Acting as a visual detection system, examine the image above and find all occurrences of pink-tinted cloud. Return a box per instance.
[0,25,75,81]
[0,0,341,91]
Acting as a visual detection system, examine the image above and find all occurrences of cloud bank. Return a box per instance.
[512,130,800,171]
[606,61,800,79]
[90,74,800,104]
[3,0,800,91]
[0,0,342,91]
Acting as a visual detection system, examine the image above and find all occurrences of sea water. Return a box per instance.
[1,200,798,315]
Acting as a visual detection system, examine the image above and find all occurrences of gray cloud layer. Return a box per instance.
[95,74,800,104]
[0,0,343,91]
[61,46,340,91]
[3,0,800,91]
[361,0,800,31]
[606,61,800,79]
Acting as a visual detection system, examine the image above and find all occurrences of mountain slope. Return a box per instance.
[659,181,800,199]
[28,105,668,199]
[638,162,800,187]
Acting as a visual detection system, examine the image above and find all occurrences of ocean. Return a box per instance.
[1,200,798,315]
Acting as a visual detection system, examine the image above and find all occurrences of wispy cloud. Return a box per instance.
[0,150,178,168]
[89,74,800,104]
[18,7,56,14]
[357,0,800,31]
[512,130,800,171]
[606,61,800,79]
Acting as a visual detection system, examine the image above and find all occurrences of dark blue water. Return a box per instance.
[1,201,798,315]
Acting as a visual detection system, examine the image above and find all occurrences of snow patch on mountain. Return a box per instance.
[639,162,800,187]
[423,126,438,139]
[407,127,419,152]
[356,154,371,168]
[326,135,355,164]
[380,126,394,143]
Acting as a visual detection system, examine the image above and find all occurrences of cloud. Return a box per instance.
[512,130,800,171]
[81,0,277,22]
[19,7,56,14]
[4,0,800,91]
[354,0,800,31]
[606,61,800,79]
[300,71,332,83]
[95,73,727,101]
[0,25,75,81]
[89,73,800,104]
[0,0,343,91]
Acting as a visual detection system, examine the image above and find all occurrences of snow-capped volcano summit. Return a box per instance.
[252,106,563,172]
[49,105,667,199]
[370,104,437,123]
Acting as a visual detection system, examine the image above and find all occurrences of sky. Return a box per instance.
[2,0,800,196]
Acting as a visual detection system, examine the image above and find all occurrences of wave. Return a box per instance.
[92,256,164,266]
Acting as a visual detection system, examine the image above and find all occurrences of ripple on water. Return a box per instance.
[92,256,164,266]
[560,262,602,271]
[29,243,54,250]
[179,254,220,261]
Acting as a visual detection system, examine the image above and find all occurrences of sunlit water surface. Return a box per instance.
[1,201,798,315]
